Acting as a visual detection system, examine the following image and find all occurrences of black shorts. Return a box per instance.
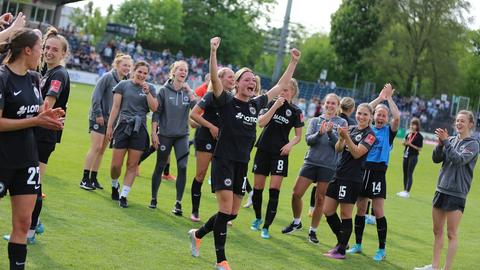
[89,119,107,134]
[326,178,362,204]
[112,123,149,151]
[299,164,334,183]
[194,138,216,153]
[359,169,387,199]
[37,141,56,164]
[0,166,41,198]
[433,191,465,213]
[252,149,289,177]
[211,157,248,196]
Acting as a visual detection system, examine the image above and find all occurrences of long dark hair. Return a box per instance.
[2,28,40,64]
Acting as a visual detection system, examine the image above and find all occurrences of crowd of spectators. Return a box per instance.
[60,28,476,135]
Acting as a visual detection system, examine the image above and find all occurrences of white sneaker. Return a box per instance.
[413,264,442,270]
[397,191,410,198]
[243,191,253,208]
[413,265,433,270]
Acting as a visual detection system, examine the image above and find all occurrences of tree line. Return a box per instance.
[70,0,479,104]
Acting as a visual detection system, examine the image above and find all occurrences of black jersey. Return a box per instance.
[334,126,376,183]
[0,65,43,168]
[213,91,268,163]
[255,100,304,154]
[195,91,221,141]
[35,65,70,143]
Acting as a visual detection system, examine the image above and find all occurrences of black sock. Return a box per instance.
[195,213,216,239]
[310,186,317,208]
[213,212,229,263]
[338,218,353,255]
[8,242,27,270]
[376,216,387,249]
[354,215,365,245]
[163,163,170,175]
[30,195,43,230]
[263,189,279,229]
[90,171,98,181]
[252,188,263,220]
[245,178,252,193]
[191,178,203,214]
[326,213,342,244]
[229,214,237,221]
[83,169,90,180]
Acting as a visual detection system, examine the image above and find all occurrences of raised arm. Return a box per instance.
[258,98,285,128]
[265,49,301,102]
[383,84,400,131]
[209,37,223,98]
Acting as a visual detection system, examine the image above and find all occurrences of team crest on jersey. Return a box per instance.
[224,178,232,187]
[160,145,166,151]
[285,109,292,117]
[206,143,212,150]
[93,124,99,130]
[355,134,362,142]
[183,95,189,102]
[249,106,256,115]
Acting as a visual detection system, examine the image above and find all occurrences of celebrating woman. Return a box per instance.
[106,61,158,208]
[188,37,300,270]
[80,54,132,193]
[415,111,479,270]
[0,28,64,269]
[323,103,376,260]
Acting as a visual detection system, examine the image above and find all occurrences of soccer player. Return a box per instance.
[106,61,158,208]
[415,110,479,270]
[188,37,300,270]
[281,93,347,245]
[80,53,132,192]
[26,27,71,244]
[190,67,234,221]
[0,28,64,270]
[339,97,356,126]
[323,103,376,260]
[250,78,304,239]
[149,60,196,214]
[397,117,423,198]
[347,84,400,261]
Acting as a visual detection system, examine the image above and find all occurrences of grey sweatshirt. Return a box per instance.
[304,115,347,169]
[432,135,479,199]
[153,79,196,137]
[89,70,121,121]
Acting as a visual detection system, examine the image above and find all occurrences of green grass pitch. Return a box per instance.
[0,83,479,269]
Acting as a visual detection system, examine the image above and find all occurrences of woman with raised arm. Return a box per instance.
[190,67,234,221]
[80,53,132,193]
[148,60,196,214]
[188,37,300,270]
[0,28,64,270]
[249,78,304,239]
[280,93,347,246]
[415,110,479,270]
[322,103,376,260]
[347,84,400,261]
[106,61,158,208]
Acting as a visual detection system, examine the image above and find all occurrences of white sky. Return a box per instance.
[67,0,480,33]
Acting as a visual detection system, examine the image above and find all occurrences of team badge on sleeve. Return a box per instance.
[50,80,62,93]
[300,113,304,123]
[365,134,376,145]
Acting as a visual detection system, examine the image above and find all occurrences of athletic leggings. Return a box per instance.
[402,155,418,192]
[151,135,189,201]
